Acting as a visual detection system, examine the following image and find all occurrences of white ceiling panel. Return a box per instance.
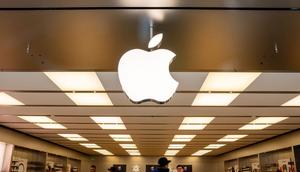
[231,93,297,106]
[0,72,59,91]
[9,92,75,105]
[246,73,300,91]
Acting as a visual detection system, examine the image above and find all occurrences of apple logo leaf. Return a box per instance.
[148,33,163,49]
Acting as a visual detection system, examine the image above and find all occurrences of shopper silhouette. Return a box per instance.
[155,157,171,172]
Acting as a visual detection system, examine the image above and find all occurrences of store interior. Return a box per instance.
[0,1,300,172]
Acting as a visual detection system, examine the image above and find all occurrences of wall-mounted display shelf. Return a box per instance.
[67,158,81,172]
[9,146,81,172]
[224,159,239,172]
[239,155,260,172]
[260,147,295,172]
[46,153,67,172]
[224,146,298,172]
[11,146,46,172]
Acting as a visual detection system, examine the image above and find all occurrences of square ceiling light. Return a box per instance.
[172,135,196,142]
[80,143,101,148]
[94,149,114,155]
[239,117,288,130]
[165,150,180,156]
[35,123,66,129]
[45,72,112,106]
[126,150,141,156]
[168,144,186,149]
[18,116,66,129]
[0,92,24,105]
[192,93,239,106]
[192,150,212,156]
[90,117,126,130]
[179,117,215,130]
[45,72,104,91]
[120,144,137,149]
[282,95,300,106]
[205,144,225,149]
[200,72,261,91]
[110,134,133,142]
[58,134,88,141]
[66,93,112,106]
[218,135,248,142]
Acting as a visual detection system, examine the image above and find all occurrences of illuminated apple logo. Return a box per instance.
[118,33,179,104]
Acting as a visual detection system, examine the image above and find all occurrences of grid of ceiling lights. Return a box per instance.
[58,134,114,155]
[0,72,293,157]
[91,116,140,156]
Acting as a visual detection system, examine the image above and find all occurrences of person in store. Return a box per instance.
[90,165,96,172]
[176,165,185,172]
[155,157,171,172]
[108,166,116,172]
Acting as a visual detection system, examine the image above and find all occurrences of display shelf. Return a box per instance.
[239,154,260,172]
[9,145,82,172]
[11,146,46,172]
[224,159,239,172]
[223,146,300,172]
[46,153,67,172]
[259,147,295,172]
[67,158,81,172]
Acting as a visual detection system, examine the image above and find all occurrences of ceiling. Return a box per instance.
[0,0,300,8]
[0,72,299,156]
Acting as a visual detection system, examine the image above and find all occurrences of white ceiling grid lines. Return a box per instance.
[0,72,300,156]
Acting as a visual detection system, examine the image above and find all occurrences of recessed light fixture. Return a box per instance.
[164,150,180,156]
[282,95,300,106]
[126,150,141,156]
[168,144,186,149]
[200,72,261,91]
[179,117,215,130]
[90,117,126,130]
[218,135,248,142]
[94,149,114,155]
[58,134,81,138]
[192,72,260,106]
[58,134,88,141]
[120,144,137,149]
[204,144,225,149]
[35,123,66,129]
[80,143,101,148]
[239,117,288,130]
[192,150,212,156]
[172,135,196,142]
[18,116,66,129]
[45,72,104,91]
[66,93,112,106]
[0,92,24,105]
[110,134,133,142]
[192,93,239,106]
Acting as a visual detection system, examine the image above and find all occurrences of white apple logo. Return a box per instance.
[118,33,179,104]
